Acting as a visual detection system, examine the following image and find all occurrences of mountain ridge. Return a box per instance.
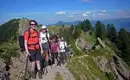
[51,18,130,31]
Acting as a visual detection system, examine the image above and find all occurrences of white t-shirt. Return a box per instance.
[40,32,50,44]
[59,41,67,52]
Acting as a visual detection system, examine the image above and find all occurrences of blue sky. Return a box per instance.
[0,0,130,24]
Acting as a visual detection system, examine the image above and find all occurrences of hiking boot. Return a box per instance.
[31,71,36,79]
[38,70,43,79]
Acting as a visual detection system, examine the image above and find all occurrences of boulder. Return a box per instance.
[93,56,109,72]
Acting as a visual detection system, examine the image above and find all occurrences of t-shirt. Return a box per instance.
[40,32,50,44]
[24,28,40,50]
[50,42,59,53]
[59,41,67,52]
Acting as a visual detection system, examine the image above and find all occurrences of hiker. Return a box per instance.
[39,25,50,64]
[24,20,43,79]
[50,35,59,65]
[58,37,67,65]
[65,44,71,62]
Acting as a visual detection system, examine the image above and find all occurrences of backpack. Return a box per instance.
[18,28,39,52]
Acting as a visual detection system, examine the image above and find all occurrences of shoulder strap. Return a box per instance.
[63,41,66,47]
[28,28,31,41]
[28,28,39,40]
[46,32,49,41]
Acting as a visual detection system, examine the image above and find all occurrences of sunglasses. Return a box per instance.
[30,24,36,26]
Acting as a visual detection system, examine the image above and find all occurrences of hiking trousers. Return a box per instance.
[59,52,65,64]
[51,52,58,64]
[64,51,69,62]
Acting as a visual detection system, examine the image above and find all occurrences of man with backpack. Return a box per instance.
[24,20,43,79]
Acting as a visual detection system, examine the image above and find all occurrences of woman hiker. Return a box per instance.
[24,20,43,79]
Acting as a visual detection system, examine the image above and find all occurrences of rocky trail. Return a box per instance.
[31,63,75,80]
[9,52,75,80]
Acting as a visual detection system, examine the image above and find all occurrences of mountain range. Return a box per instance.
[51,18,130,31]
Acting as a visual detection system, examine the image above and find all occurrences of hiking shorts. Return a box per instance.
[28,49,42,61]
[42,42,50,51]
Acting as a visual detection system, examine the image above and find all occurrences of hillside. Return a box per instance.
[49,26,130,80]
[67,35,130,80]
[0,19,130,80]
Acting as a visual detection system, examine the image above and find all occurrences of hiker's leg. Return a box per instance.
[36,53,43,79]
[58,52,62,65]
[60,52,64,64]
[29,52,36,71]
[29,51,36,79]
[63,52,66,63]
[64,52,67,62]
[51,53,55,64]
[55,53,58,63]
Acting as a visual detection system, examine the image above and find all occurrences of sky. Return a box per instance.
[0,0,130,24]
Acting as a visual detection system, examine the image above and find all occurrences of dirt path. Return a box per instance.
[75,38,82,51]
[31,63,75,80]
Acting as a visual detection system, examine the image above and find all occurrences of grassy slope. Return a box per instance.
[0,18,29,62]
[81,31,96,46]
[67,32,116,80]
[67,48,113,80]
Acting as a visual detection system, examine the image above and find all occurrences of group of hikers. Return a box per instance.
[21,20,72,79]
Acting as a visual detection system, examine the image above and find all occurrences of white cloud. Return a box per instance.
[82,13,88,17]
[71,12,82,15]
[102,10,107,13]
[56,11,66,15]
[85,11,91,14]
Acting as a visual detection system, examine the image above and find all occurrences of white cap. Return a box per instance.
[41,25,47,29]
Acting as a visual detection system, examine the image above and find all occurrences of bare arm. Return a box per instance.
[39,38,43,52]
[24,40,30,55]
[39,32,43,53]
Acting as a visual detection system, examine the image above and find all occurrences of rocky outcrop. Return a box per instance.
[97,37,105,48]
[92,37,106,50]
[77,37,92,53]
[93,55,130,80]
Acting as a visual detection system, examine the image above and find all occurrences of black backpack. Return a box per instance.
[18,28,38,52]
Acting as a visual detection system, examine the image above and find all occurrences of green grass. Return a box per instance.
[0,42,19,64]
[67,46,119,80]
[67,55,109,80]
[89,48,113,60]
[81,31,96,46]
[70,39,82,55]
[55,72,64,80]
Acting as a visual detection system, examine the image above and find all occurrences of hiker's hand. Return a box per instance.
[26,52,30,57]
[41,50,44,54]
